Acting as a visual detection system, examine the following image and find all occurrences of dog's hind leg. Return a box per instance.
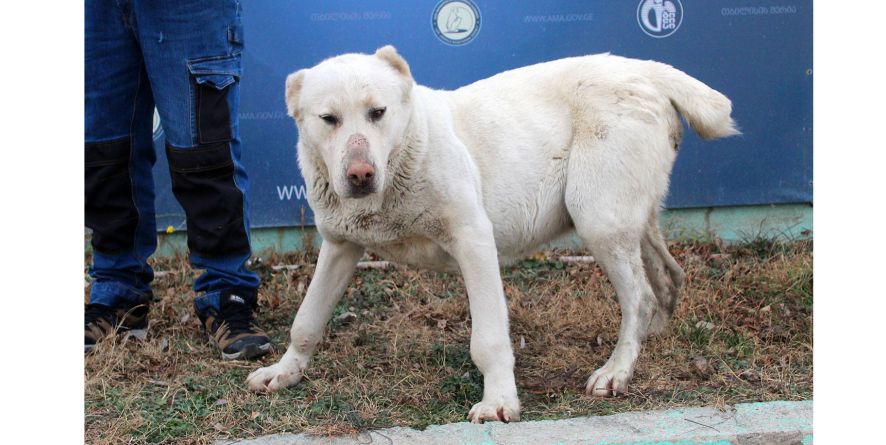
[562,108,681,396]
[642,211,685,335]
[581,230,654,397]
[564,138,667,397]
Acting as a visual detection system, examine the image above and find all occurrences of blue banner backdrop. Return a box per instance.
[152,0,812,230]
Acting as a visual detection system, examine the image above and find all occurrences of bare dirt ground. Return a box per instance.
[84,238,812,444]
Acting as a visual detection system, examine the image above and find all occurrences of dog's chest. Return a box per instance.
[371,236,457,272]
[325,212,402,244]
[317,203,456,271]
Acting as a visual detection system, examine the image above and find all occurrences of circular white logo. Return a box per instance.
[637,0,683,38]
[432,0,481,46]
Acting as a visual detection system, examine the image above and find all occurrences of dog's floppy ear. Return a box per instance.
[285,69,307,119]
[374,45,412,80]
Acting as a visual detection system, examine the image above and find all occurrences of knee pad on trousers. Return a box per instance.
[166,142,250,257]
[85,137,139,253]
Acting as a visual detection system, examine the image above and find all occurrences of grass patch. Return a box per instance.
[85,239,812,444]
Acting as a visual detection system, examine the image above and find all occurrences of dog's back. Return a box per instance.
[450,53,737,147]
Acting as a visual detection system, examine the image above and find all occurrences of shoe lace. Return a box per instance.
[220,303,255,335]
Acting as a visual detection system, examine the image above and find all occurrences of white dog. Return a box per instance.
[247,46,738,423]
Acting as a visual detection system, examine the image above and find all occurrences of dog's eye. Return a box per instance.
[368,107,386,122]
[319,114,339,126]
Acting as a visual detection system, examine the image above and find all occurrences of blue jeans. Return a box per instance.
[85,0,259,314]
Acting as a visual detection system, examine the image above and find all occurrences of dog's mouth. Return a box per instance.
[344,183,377,198]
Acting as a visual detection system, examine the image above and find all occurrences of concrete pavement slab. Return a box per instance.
[217,400,812,445]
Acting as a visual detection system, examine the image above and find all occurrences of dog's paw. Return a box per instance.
[585,365,632,397]
[246,362,303,393]
[467,399,520,424]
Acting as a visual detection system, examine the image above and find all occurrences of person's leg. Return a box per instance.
[132,0,267,359]
[85,0,157,350]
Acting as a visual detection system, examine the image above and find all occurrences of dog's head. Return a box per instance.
[285,46,414,199]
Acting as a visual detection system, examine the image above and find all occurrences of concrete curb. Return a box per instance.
[218,400,812,445]
[149,204,813,257]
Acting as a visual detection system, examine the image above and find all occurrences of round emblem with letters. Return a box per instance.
[432,0,481,46]
[637,0,683,38]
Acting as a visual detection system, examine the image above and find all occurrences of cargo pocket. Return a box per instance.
[188,55,241,145]
[85,137,138,253]
[166,141,250,257]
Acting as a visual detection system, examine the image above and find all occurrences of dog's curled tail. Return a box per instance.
[649,62,740,140]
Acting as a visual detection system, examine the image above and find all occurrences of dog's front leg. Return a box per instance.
[246,239,364,392]
[446,219,521,423]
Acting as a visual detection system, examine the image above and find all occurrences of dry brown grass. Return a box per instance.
[84,238,812,444]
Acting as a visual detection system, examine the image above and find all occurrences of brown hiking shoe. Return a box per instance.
[197,289,272,360]
[84,302,149,353]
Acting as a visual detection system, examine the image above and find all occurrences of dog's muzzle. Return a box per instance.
[346,161,376,197]
[344,133,377,197]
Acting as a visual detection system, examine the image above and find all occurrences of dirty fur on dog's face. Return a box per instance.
[285,46,414,199]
